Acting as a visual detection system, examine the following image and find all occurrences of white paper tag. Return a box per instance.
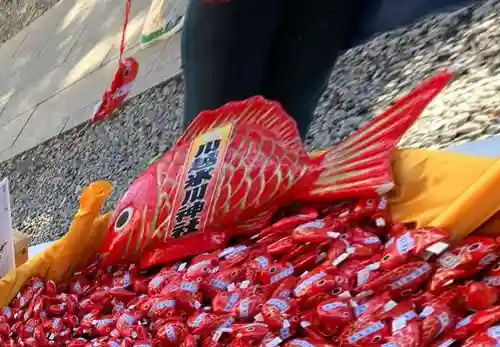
[375,217,386,227]
[332,247,355,267]
[426,242,449,255]
[212,330,223,342]
[219,247,235,258]
[265,337,283,347]
[456,315,472,329]
[315,252,327,264]
[437,339,455,347]
[364,237,380,245]
[480,253,499,267]
[300,321,312,328]
[378,198,387,210]
[338,291,351,298]
[177,262,187,271]
[487,325,500,339]
[419,306,434,318]
[384,300,398,312]
[0,178,15,278]
[327,232,341,239]
[357,268,372,287]
[438,252,461,269]
[356,290,374,299]
[396,232,415,254]
[392,316,407,332]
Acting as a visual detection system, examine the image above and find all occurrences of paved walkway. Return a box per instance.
[0,0,182,163]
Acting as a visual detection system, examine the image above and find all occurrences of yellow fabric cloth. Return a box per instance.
[388,149,500,241]
[1,149,500,307]
[0,181,112,308]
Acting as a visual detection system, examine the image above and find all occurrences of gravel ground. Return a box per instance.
[0,0,60,44]
[1,0,500,245]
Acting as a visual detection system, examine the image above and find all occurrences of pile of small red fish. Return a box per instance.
[5,197,500,347]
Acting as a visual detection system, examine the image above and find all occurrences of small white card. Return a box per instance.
[0,178,15,277]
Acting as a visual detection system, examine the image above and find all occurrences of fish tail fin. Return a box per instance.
[302,69,456,201]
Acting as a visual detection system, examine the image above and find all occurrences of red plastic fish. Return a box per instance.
[380,228,449,271]
[429,236,500,293]
[260,207,319,236]
[261,298,300,330]
[291,218,344,244]
[90,0,138,123]
[283,338,334,347]
[316,298,354,328]
[338,320,391,347]
[356,261,433,299]
[461,281,499,312]
[388,320,421,347]
[156,322,190,345]
[91,57,139,123]
[483,261,500,288]
[462,325,500,347]
[98,71,455,267]
[187,311,234,337]
[229,322,270,342]
[293,265,346,297]
[419,303,455,347]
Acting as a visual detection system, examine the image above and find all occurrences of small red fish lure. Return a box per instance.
[91,0,138,123]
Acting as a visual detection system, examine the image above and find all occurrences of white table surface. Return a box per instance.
[445,135,500,157]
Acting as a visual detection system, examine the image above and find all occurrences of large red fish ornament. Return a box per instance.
[98,70,456,267]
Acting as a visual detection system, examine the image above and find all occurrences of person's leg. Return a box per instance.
[181,0,283,129]
[261,0,376,139]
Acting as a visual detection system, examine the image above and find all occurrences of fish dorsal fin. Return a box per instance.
[175,96,303,150]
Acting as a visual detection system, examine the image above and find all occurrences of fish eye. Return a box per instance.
[382,254,391,262]
[332,287,342,295]
[114,207,134,232]
[246,327,255,331]
[467,243,481,252]
[317,279,326,286]
[371,335,381,343]
[493,263,500,271]
[401,289,412,297]
[269,267,276,273]
[367,199,374,205]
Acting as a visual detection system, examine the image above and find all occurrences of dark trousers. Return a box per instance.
[181,0,474,139]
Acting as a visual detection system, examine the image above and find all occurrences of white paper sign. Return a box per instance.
[0,178,15,277]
